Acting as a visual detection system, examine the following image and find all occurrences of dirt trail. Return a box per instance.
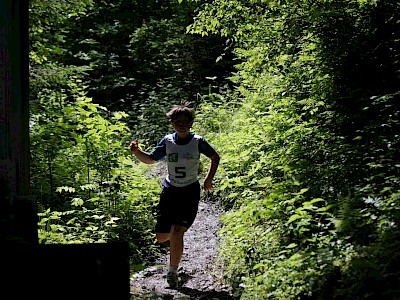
[130,195,235,300]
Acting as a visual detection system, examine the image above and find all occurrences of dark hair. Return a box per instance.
[166,102,195,121]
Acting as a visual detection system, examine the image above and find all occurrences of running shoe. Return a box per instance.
[167,271,179,289]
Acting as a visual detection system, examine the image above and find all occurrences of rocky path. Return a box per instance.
[130,195,235,300]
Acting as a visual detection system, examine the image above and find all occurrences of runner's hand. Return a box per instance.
[204,178,213,191]
[130,139,139,153]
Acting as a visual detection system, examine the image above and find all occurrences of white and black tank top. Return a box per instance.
[165,134,200,187]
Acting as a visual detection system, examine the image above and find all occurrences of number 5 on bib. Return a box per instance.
[175,167,186,178]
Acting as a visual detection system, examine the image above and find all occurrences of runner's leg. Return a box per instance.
[169,225,187,268]
[156,232,170,243]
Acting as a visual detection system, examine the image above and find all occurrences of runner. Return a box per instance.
[130,102,220,288]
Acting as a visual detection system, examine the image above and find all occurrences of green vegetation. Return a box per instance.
[192,0,400,298]
[29,0,231,264]
[30,0,400,298]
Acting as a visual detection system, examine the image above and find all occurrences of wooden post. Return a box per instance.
[0,0,36,244]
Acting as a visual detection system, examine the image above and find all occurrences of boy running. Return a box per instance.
[130,103,220,289]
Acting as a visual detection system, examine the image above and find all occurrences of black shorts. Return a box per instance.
[155,180,201,233]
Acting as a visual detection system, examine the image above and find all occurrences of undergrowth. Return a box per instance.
[192,0,400,298]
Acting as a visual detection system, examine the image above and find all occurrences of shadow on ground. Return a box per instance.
[179,286,235,299]
[131,273,236,300]
[131,287,235,300]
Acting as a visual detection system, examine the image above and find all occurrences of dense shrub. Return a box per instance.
[192,0,400,298]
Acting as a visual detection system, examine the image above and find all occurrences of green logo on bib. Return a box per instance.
[168,153,178,162]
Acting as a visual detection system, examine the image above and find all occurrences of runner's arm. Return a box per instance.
[204,152,220,191]
[130,139,157,164]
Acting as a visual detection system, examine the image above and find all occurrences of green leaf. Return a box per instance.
[318,204,337,212]
[287,214,302,224]
[71,198,84,206]
[297,188,309,195]
[56,186,76,193]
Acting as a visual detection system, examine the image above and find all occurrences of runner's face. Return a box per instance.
[171,117,192,138]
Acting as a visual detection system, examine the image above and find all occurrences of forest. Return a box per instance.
[29,0,400,299]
